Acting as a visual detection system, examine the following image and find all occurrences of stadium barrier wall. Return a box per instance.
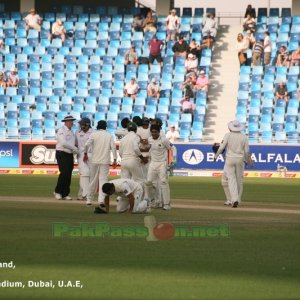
[0,141,299,172]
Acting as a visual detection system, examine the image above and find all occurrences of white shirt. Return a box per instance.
[84,129,117,164]
[216,132,250,159]
[237,40,247,53]
[119,131,142,160]
[24,14,41,27]
[125,82,139,95]
[166,15,179,30]
[110,178,141,196]
[75,128,93,154]
[52,22,65,35]
[148,136,171,162]
[166,130,180,143]
[56,125,76,154]
[137,127,151,140]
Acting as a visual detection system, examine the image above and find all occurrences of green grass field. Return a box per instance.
[0,175,299,300]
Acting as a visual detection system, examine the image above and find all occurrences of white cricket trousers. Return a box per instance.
[77,154,91,199]
[121,158,144,184]
[223,156,244,203]
[87,163,110,204]
[144,161,170,206]
[116,186,148,213]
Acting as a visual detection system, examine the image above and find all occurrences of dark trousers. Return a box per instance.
[55,151,74,198]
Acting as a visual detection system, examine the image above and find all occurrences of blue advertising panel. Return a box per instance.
[0,142,19,168]
[174,144,300,171]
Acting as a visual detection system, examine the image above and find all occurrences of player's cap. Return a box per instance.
[228,120,244,132]
[127,122,137,131]
[78,117,91,126]
[62,115,76,122]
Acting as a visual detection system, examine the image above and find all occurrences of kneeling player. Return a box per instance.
[94,179,149,214]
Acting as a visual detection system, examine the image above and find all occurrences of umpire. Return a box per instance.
[54,115,78,200]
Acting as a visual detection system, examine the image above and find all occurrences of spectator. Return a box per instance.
[195,70,209,92]
[166,125,180,143]
[143,11,157,33]
[290,47,300,66]
[243,14,256,33]
[24,8,42,31]
[252,39,264,66]
[124,46,139,66]
[263,31,272,66]
[201,33,215,49]
[185,53,198,73]
[244,4,256,18]
[147,78,160,99]
[0,39,5,56]
[276,45,290,67]
[148,35,164,67]
[237,33,247,66]
[7,67,19,87]
[124,77,140,99]
[133,15,143,32]
[188,39,202,59]
[166,9,180,41]
[276,81,288,102]
[172,35,189,59]
[180,95,196,114]
[243,30,255,49]
[202,13,218,38]
[49,19,66,42]
[182,75,195,98]
[0,71,7,89]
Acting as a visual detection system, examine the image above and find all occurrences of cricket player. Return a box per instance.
[75,118,93,200]
[144,124,172,210]
[95,178,149,214]
[115,117,130,140]
[119,122,148,184]
[84,120,117,206]
[214,120,253,208]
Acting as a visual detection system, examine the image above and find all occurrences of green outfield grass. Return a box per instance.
[0,175,299,300]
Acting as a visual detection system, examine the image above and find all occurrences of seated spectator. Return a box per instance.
[24,8,42,31]
[143,11,157,33]
[7,68,19,87]
[276,81,288,102]
[252,39,264,66]
[147,78,160,99]
[166,125,180,143]
[172,35,189,59]
[276,45,290,67]
[195,70,209,92]
[0,71,7,89]
[166,9,180,41]
[243,14,256,33]
[124,46,139,66]
[185,53,198,73]
[182,75,195,98]
[290,47,300,66]
[49,19,66,42]
[133,15,143,32]
[237,33,248,66]
[188,39,202,59]
[244,4,256,18]
[202,13,218,38]
[148,35,164,67]
[124,77,140,99]
[180,95,196,114]
[201,33,215,49]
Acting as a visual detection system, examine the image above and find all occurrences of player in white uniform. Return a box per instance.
[84,120,117,206]
[215,120,253,208]
[54,115,78,200]
[95,178,149,214]
[75,118,93,200]
[144,124,172,210]
[115,117,130,140]
[119,122,147,184]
